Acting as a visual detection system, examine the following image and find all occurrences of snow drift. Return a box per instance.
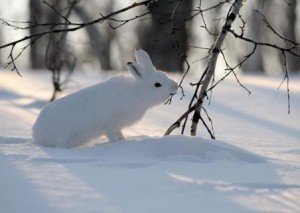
[1,70,300,212]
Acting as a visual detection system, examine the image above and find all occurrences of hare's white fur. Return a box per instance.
[33,49,178,148]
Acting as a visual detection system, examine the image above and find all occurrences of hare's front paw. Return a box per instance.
[106,130,125,142]
[117,130,125,140]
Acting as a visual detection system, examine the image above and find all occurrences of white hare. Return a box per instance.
[32,49,178,148]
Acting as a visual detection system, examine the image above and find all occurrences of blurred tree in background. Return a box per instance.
[138,0,192,72]
[285,0,299,72]
[73,1,115,70]
[1,0,300,135]
[239,1,266,73]
[0,0,299,74]
[29,0,52,69]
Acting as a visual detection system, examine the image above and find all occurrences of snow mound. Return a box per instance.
[86,135,266,163]
[29,135,267,169]
[1,135,272,213]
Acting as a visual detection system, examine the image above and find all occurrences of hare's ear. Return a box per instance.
[135,49,155,71]
[127,62,145,79]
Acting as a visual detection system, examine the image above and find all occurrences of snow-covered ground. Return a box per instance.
[0,70,299,212]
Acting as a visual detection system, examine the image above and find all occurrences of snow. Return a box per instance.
[0,70,300,212]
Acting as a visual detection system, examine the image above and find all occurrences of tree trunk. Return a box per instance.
[29,0,47,69]
[29,0,64,70]
[138,0,193,72]
[0,26,2,66]
[73,5,112,70]
[285,0,299,72]
[241,2,265,73]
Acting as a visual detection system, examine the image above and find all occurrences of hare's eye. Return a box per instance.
[154,82,162,88]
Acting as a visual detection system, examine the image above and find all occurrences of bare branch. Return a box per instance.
[0,0,155,74]
[278,50,291,114]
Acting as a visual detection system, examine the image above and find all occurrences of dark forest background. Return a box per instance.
[0,0,299,74]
